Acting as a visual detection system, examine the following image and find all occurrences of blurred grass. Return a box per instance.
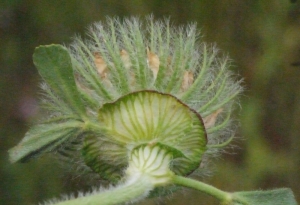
[0,1,299,204]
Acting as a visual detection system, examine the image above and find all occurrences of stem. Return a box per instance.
[172,175,231,202]
[52,174,154,205]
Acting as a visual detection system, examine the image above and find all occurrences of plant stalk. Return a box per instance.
[172,175,231,203]
[52,174,154,205]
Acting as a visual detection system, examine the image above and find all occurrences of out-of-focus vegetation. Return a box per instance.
[0,1,299,204]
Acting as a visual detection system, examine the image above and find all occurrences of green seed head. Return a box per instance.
[9,16,243,190]
[82,91,207,183]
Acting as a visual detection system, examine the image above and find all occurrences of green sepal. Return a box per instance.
[33,44,86,118]
[227,188,298,205]
[8,120,83,163]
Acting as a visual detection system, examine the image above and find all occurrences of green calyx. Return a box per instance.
[82,90,207,183]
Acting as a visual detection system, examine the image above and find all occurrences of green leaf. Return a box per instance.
[8,120,83,163]
[229,188,298,205]
[33,44,86,118]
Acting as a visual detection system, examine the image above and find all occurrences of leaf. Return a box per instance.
[230,188,298,205]
[33,44,86,118]
[8,120,83,163]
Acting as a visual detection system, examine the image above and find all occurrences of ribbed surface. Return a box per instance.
[82,91,207,180]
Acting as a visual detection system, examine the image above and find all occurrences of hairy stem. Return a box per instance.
[52,174,154,205]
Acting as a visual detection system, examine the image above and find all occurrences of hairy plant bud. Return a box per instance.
[9,16,243,194]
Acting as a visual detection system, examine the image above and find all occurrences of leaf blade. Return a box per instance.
[8,120,83,163]
[33,44,86,118]
[231,188,298,205]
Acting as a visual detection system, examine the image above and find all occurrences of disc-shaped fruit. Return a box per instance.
[82,90,207,182]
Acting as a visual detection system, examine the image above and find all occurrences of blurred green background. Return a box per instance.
[1,0,299,204]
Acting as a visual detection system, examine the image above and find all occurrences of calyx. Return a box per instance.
[82,91,207,183]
